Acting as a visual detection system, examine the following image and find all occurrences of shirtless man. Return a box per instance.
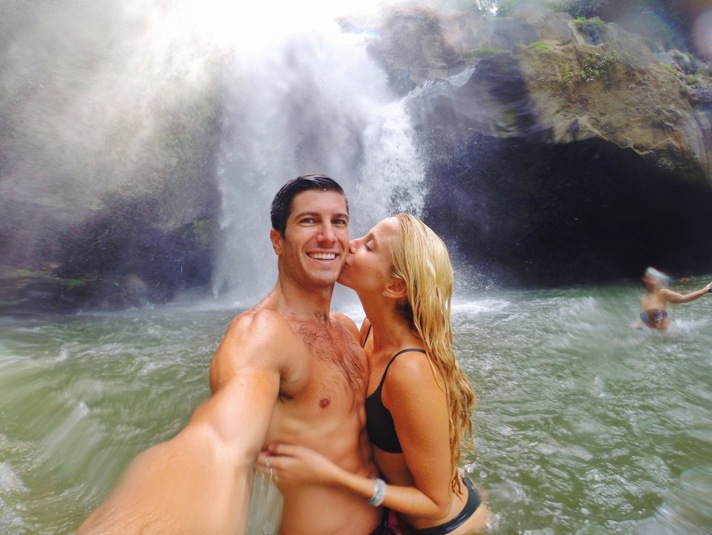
[77,174,382,534]
[636,266,711,330]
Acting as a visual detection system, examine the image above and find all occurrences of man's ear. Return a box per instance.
[383,278,407,299]
[270,228,282,255]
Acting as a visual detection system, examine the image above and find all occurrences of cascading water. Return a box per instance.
[211,20,426,305]
[205,11,428,528]
[0,0,425,309]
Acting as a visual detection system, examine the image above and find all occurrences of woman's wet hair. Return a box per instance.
[270,174,348,237]
[388,213,477,492]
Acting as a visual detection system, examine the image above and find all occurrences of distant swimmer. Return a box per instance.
[635,266,712,330]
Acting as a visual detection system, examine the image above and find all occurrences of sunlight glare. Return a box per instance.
[174,0,384,51]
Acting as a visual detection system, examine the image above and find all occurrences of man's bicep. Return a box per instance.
[196,367,281,461]
[210,311,291,393]
[202,311,295,458]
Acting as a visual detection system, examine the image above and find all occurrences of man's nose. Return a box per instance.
[318,222,337,243]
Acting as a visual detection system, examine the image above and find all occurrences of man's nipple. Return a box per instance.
[319,398,331,408]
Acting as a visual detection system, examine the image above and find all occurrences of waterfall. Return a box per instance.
[212,20,426,305]
[0,0,425,308]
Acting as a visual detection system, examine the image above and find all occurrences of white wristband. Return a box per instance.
[368,478,386,506]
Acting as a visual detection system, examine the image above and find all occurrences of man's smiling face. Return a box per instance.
[272,189,349,289]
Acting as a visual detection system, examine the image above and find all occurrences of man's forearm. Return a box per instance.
[77,427,255,534]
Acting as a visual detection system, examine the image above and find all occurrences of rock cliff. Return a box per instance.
[362,4,712,285]
[3,3,712,312]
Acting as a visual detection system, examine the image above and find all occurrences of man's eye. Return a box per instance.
[300,217,315,224]
[334,218,348,226]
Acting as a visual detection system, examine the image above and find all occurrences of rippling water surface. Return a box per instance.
[2,279,712,534]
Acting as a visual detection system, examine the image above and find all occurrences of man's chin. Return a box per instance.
[311,271,341,288]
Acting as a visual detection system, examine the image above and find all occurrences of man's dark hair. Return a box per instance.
[270,174,348,237]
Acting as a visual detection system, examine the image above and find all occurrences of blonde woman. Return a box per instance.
[259,214,488,534]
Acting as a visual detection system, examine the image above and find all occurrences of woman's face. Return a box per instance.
[642,272,664,290]
[338,217,400,294]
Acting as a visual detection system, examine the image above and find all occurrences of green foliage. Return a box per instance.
[573,16,606,30]
[661,63,677,75]
[697,66,711,77]
[464,47,500,58]
[545,0,648,20]
[542,0,694,44]
[531,41,548,50]
[544,0,570,12]
[493,0,518,16]
[655,157,675,172]
[685,75,698,85]
[190,219,212,246]
[573,16,608,43]
[560,65,576,88]
[580,51,620,82]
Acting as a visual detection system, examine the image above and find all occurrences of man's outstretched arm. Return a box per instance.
[77,314,285,535]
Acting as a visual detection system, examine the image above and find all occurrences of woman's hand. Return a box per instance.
[256,443,342,485]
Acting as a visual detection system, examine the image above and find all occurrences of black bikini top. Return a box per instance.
[365,346,427,454]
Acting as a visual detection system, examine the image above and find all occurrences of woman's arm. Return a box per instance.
[662,282,712,304]
[383,349,454,520]
[258,442,449,520]
[260,351,455,521]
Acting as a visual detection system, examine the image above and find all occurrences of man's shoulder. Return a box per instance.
[216,307,302,365]
[229,306,293,335]
[329,311,360,340]
[210,307,307,392]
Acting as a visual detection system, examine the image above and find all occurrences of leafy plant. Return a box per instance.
[464,47,500,58]
[560,65,576,88]
[573,16,608,43]
[655,157,675,172]
[580,51,620,82]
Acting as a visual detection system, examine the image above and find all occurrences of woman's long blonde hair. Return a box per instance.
[389,213,476,492]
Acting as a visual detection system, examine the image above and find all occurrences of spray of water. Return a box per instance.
[0,0,226,264]
[0,0,426,303]
[212,19,426,304]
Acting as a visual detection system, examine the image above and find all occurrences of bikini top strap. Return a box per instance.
[375,348,427,390]
[361,324,372,348]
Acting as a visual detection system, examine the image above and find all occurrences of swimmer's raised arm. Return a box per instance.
[662,282,712,304]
